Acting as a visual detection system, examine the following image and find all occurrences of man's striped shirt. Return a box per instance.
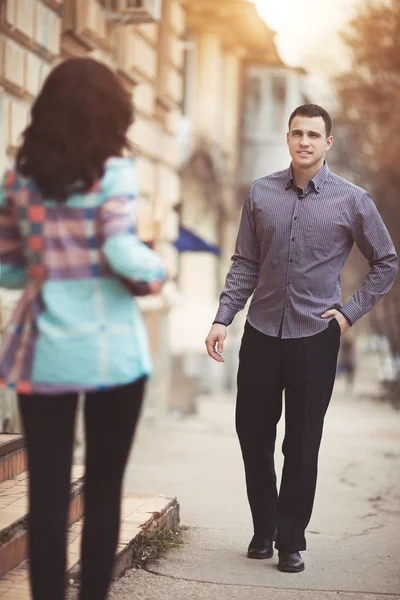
[214,162,398,338]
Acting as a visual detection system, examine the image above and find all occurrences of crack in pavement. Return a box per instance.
[142,567,400,597]
[359,513,379,520]
[342,522,384,539]
[340,477,358,488]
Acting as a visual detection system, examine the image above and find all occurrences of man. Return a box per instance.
[205,104,398,573]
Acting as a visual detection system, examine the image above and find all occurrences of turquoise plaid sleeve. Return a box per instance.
[99,159,166,283]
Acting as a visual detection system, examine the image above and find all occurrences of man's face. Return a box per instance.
[287,115,333,170]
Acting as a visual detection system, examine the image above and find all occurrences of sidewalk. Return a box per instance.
[107,376,400,599]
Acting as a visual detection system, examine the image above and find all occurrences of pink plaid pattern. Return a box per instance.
[0,158,166,394]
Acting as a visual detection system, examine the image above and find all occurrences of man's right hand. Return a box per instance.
[205,324,227,363]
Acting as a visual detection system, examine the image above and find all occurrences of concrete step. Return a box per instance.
[0,436,27,485]
[0,465,85,578]
[0,493,180,599]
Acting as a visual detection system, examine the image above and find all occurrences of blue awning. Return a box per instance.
[174,226,221,255]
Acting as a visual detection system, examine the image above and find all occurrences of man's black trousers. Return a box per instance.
[236,319,340,553]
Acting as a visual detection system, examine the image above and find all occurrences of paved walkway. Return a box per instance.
[110,375,400,599]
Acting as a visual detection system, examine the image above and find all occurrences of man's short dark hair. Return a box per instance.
[288,104,333,137]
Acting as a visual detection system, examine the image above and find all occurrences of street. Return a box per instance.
[106,376,400,600]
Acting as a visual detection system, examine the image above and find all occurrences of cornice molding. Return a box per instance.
[182,0,282,65]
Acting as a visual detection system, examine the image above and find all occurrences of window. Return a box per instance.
[243,75,262,135]
[269,75,286,134]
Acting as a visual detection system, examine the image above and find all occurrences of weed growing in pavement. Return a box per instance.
[131,528,184,568]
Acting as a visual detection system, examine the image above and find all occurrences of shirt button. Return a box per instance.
[290,258,293,263]
[291,237,295,241]
[294,216,298,220]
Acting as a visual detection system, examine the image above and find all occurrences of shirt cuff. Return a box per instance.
[213,306,236,327]
[337,309,352,327]
[338,300,364,326]
[212,320,229,327]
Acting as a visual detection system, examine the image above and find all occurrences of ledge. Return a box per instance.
[182,0,282,64]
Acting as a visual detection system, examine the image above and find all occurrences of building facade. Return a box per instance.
[0,0,286,427]
[170,0,283,397]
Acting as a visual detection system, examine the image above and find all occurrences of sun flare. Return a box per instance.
[254,0,361,70]
[254,0,294,30]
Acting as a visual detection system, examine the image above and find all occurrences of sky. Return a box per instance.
[254,0,361,74]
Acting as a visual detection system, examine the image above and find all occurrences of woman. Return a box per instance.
[0,57,166,600]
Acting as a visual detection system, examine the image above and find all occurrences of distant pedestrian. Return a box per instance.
[0,57,166,600]
[340,338,357,392]
[205,104,398,572]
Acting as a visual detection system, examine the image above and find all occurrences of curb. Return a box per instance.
[113,497,180,579]
[68,496,180,582]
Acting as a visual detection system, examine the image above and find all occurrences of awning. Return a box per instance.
[174,226,221,255]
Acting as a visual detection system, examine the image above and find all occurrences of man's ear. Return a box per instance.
[325,135,334,151]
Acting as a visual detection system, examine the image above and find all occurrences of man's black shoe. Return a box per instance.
[278,551,305,572]
[247,536,273,559]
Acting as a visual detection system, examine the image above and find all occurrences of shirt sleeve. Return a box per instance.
[98,161,166,284]
[0,170,27,289]
[340,191,398,325]
[213,189,260,325]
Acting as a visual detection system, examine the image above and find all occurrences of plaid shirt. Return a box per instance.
[0,158,166,394]
[214,162,398,338]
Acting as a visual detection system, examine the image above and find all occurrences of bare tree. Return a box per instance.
[333,0,400,404]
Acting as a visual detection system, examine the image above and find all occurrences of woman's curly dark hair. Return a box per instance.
[16,57,134,201]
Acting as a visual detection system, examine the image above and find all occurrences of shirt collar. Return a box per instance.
[285,161,330,194]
